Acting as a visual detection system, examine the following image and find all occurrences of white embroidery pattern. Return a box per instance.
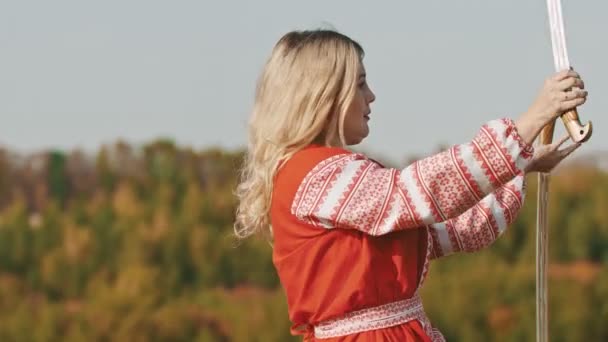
[429,175,525,258]
[313,293,445,342]
[292,119,532,236]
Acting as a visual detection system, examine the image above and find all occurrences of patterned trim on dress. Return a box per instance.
[313,292,445,341]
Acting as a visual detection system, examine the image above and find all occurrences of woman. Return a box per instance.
[234,30,586,341]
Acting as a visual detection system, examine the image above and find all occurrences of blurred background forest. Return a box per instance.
[0,141,607,342]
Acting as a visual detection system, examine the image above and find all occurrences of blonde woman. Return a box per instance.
[235,30,586,341]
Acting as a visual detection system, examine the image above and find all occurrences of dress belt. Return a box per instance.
[312,293,445,341]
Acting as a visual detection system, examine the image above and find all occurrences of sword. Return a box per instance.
[537,1,593,341]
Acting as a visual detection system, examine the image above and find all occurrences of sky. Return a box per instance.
[1,0,606,163]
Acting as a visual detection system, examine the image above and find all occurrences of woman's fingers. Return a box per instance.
[559,142,581,159]
[545,71,588,117]
[554,134,570,149]
[560,96,587,112]
[563,88,588,100]
[556,76,584,91]
[552,69,579,81]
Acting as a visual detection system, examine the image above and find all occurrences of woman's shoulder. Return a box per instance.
[274,145,353,187]
[297,144,351,160]
[283,145,354,173]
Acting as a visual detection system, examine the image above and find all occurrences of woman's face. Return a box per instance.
[343,63,376,145]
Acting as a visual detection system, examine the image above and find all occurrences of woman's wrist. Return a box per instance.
[514,112,545,145]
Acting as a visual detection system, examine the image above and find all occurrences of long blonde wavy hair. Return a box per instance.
[234,30,364,240]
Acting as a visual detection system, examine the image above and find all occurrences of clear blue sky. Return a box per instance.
[2,0,606,163]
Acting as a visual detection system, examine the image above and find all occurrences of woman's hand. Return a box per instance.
[525,134,581,173]
[515,69,588,145]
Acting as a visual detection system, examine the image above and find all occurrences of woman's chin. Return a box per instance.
[346,132,369,146]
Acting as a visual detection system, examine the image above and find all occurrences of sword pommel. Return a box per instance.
[560,108,592,143]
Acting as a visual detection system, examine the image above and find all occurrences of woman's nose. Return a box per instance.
[367,89,376,103]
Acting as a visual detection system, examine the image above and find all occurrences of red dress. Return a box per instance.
[270,119,533,341]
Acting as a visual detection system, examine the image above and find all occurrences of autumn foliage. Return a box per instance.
[0,142,606,341]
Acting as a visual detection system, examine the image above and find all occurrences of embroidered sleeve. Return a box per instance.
[291,118,534,236]
[428,174,526,258]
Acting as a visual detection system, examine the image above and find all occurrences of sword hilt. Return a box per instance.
[540,108,592,145]
[560,108,592,143]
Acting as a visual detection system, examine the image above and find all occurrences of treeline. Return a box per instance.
[0,141,606,341]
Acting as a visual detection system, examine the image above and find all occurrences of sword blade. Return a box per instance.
[548,0,571,71]
[537,1,573,341]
